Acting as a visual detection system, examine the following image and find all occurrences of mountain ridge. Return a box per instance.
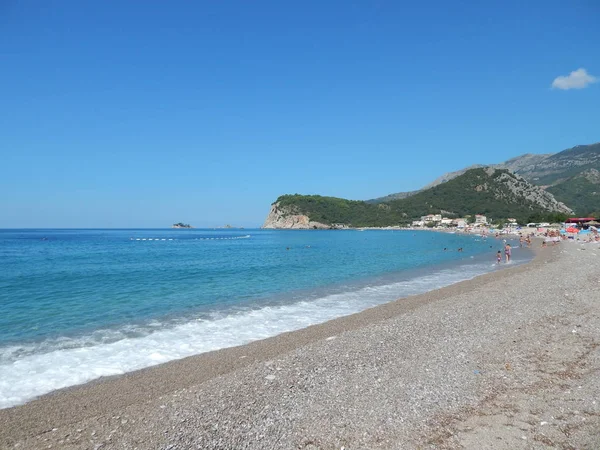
[368,142,599,214]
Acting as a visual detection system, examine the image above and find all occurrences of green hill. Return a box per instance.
[267,168,572,228]
[546,169,600,215]
[275,194,406,227]
[386,168,570,224]
[367,142,600,214]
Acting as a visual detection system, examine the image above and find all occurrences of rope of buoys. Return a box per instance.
[130,235,250,241]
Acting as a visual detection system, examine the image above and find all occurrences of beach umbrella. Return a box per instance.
[584,220,600,226]
[566,227,579,233]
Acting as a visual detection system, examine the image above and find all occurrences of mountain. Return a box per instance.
[368,143,599,214]
[546,169,600,216]
[514,143,600,186]
[421,164,486,190]
[385,168,571,223]
[498,153,554,174]
[365,189,421,203]
[369,154,555,203]
[263,168,572,228]
[514,143,600,214]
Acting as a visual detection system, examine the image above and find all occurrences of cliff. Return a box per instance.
[262,202,331,229]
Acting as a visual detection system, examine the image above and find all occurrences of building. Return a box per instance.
[452,218,467,228]
[475,214,487,224]
[421,214,442,223]
[440,218,453,225]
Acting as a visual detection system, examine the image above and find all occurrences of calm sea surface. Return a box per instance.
[0,228,530,408]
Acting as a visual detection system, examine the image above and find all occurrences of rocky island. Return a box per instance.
[172,223,194,229]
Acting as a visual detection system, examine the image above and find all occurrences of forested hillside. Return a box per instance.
[268,168,571,228]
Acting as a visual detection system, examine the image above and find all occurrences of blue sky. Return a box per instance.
[1,1,599,227]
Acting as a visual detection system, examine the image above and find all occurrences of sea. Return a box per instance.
[0,228,530,409]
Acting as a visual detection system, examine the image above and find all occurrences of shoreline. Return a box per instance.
[2,239,599,448]
[0,241,540,443]
[0,231,522,410]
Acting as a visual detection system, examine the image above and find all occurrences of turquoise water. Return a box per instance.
[0,229,529,408]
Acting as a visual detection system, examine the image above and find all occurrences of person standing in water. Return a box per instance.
[496,250,502,264]
[504,243,512,263]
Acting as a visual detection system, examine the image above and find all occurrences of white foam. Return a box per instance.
[0,259,508,409]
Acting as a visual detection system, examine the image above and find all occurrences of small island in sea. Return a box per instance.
[172,222,194,229]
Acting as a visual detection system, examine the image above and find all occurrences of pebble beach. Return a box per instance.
[1,240,599,449]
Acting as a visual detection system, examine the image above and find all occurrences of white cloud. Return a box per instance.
[551,68,598,90]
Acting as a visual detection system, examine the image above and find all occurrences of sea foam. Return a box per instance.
[0,259,512,409]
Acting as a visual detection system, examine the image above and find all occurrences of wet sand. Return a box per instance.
[1,241,599,449]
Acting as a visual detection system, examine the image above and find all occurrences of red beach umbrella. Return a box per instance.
[566,227,579,233]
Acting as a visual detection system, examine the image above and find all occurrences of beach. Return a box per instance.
[1,240,599,449]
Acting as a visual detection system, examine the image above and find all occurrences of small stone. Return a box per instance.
[265,375,276,381]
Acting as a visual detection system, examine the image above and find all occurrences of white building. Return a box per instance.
[421,214,442,223]
[440,218,453,225]
[475,214,487,224]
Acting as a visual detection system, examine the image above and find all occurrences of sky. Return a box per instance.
[1,1,599,228]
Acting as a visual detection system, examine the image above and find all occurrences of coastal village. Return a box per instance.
[398,213,600,247]
[412,213,489,229]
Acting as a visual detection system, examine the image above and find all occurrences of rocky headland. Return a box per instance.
[262,202,332,229]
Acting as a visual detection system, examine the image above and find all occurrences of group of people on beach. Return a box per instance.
[496,243,512,264]
[541,230,562,247]
[519,235,532,248]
